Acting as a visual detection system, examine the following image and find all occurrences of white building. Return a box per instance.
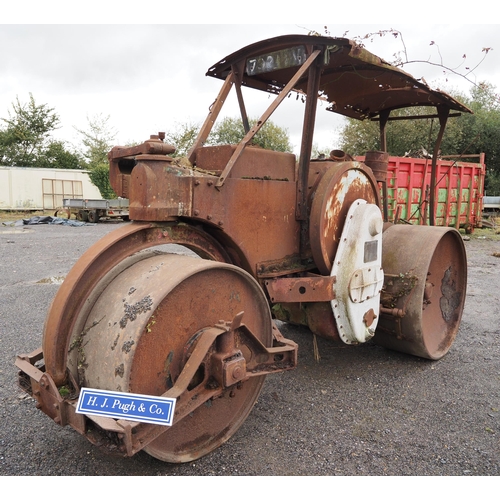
[0,166,102,211]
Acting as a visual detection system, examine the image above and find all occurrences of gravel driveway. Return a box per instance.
[1,220,498,476]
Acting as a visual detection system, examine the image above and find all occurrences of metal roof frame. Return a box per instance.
[190,34,473,225]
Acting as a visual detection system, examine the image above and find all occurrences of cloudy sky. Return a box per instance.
[2,7,499,155]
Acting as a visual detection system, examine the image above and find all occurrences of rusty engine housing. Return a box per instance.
[109,139,381,343]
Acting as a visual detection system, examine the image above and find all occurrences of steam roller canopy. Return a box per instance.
[66,252,274,463]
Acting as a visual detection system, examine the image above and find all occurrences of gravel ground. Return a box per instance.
[0,218,499,477]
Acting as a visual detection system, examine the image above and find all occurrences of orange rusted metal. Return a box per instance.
[375,224,467,360]
[17,34,470,463]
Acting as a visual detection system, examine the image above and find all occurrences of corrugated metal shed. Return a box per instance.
[0,166,102,210]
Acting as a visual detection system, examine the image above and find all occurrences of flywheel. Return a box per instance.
[309,162,380,275]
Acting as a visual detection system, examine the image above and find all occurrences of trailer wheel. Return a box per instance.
[375,224,467,360]
[87,210,99,223]
[77,210,88,222]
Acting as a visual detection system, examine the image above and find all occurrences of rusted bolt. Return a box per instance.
[218,220,224,226]
[207,215,212,220]
[194,180,200,186]
[207,180,213,186]
[232,366,243,380]
[194,210,199,216]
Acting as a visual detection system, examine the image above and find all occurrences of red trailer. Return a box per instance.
[357,154,485,233]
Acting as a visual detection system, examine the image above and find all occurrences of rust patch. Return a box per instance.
[115,363,125,378]
[440,266,462,323]
[111,333,120,350]
[120,296,153,328]
[381,272,418,310]
[68,317,104,386]
[363,308,377,327]
[122,340,135,353]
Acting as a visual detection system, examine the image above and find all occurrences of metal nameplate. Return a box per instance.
[76,388,176,426]
[246,46,307,76]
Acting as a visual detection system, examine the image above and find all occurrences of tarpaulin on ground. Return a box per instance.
[15,216,94,227]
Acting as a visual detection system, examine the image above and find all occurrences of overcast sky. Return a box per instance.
[2,10,499,155]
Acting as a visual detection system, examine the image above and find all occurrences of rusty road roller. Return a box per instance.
[16,34,469,463]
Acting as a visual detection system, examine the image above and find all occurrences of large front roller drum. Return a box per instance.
[67,252,273,463]
[374,224,467,360]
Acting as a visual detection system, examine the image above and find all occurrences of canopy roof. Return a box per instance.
[207,34,472,120]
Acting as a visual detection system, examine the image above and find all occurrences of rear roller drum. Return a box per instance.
[67,252,273,462]
[374,224,467,360]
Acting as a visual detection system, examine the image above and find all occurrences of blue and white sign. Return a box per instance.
[76,388,176,426]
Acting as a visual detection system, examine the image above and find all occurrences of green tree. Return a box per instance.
[37,140,82,170]
[75,114,116,169]
[75,114,117,198]
[163,117,293,159]
[0,93,80,169]
[338,105,465,157]
[164,122,199,158]
[459,83,500,195]
[207,117,293,153]
[87,165,117,199]
[337,82,500,195]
